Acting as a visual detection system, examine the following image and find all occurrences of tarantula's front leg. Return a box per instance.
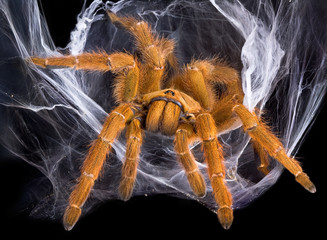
[63,103,135,231]
[233,104,316,193]
[195,112,233,229]
[119,117,143,201]
[29,52,134,71]
[30,52,140,102]
[108,12,175,94]
[174,122,206,197]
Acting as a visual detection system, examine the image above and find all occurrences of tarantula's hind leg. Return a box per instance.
[63,104,135,231]
[233,104,316,193]
[174,123,206,197]
[119,118,143,201]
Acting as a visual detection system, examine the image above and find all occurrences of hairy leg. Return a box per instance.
[30,52,140,102]
[252,140,270,175]
[173,59,243,110]
[108,12,175,94]
[63,103,135,231]
[119,118,143,201]
[210,96,241,134]
[174,122,206,197]
[195,112,233,229]
[29,52,134,71]
[233,104,316,193]
[211,98,270,175]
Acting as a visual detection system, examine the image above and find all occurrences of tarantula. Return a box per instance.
[29,12,315,231]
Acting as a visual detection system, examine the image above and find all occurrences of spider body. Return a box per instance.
[28,12,315,231]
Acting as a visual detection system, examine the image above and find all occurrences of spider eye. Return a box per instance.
[164,90,175,96]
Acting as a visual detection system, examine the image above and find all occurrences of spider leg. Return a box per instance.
[184,63,213,109]
[174,122,206,197]
[29,52,134,72]
[195,112,233,229]
[174,59,243,110]
[252,140,270,175]
[63,103,135,231]
[233,104,316,193]
[30,52,140,102]
[210,96,241,134]
[210,97,270,175]
[108,12,175,93]
[119,118,143,201]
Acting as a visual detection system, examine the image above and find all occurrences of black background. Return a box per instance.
[0,0,326,238]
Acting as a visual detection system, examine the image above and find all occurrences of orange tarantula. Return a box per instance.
[29,12,315,231]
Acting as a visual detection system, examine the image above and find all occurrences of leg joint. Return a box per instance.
[83,171,95,181]
[176,150,187,156]
[186,168,198,175]
[244,123,258,132]
[129,135,141,142]
[99,136,113,146]
[70,204,81,210]
[112,111,126,120]
[211,172,224,179]
[203,137,216,142]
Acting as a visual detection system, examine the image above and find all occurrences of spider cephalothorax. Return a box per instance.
[29,12,315,231]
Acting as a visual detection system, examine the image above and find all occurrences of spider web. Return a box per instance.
[0,0,326,220]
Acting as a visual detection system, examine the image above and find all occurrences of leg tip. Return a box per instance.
[119,190,133,201]
[258,165,270,175]
[295,172,316,193]
[309,185,317,193]
[63,205,81,231]
[118,178,135,201]
[217,206,234,230]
